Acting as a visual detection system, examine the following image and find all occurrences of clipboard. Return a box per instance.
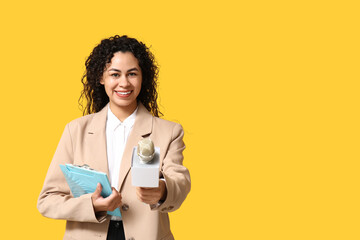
[59,164,121,217]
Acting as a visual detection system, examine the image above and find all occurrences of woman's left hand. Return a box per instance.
[136,180,167,204]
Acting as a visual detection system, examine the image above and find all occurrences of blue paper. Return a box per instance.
[59,164,121,217]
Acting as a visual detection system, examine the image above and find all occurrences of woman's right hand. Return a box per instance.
[91,183,122,212]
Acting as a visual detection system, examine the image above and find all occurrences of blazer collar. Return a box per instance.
[88,102,153,136]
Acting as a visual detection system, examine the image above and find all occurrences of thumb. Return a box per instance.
[94,183,102,196]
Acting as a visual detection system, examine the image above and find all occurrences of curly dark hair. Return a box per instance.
[79,35,162,117]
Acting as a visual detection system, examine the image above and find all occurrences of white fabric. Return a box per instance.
[106,106,137,191]
[106,106,137,221]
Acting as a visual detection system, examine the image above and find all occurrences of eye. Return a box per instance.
[111,73,120,77]
[128,72,137,77]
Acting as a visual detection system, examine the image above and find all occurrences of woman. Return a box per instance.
[37,35,191,240]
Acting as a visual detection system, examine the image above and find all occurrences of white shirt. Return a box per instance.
[106,106,137,191]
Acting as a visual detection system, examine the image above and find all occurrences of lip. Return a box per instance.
[115,90,133,98]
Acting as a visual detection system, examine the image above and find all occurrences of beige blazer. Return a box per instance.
[37,103,191,240]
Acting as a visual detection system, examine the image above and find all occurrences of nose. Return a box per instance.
[118,75,130,87]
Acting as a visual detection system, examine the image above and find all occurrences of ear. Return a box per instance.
[100,78,104,85]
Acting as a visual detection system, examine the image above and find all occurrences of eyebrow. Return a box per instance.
[108,67,139,72]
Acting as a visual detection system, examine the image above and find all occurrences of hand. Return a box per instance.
[136,180,167,205]
[91,183,122,212]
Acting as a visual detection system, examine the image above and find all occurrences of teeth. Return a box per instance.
[117,91,131,95]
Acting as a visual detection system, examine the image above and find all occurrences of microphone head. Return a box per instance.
[137,138,155,163]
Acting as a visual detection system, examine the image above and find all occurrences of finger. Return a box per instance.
[111,188,122,198]
[105,190,122,210]
[136,187,144,199]
[137,187,151,195]
[93,183,102,196]
[140,187,157,191]
[114,190,122,203]
[137,191,154,203]
[136,189,145,202]
[139,187,160,196]
[113,194,122,210]
[113,192,121,207]
[136,187,146,198]
[136,187,158,200]
[103,199,116,211]
[109,201,118,211]
[105,191,119,204]
[139,188,159,198]
[138,196,155,205]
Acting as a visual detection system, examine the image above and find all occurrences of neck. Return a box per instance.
[109,101,138,122]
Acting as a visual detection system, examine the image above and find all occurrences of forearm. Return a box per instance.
[151,123,191,212]
[37,191,106,223]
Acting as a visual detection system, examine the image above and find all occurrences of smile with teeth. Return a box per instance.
[115,90,132,97]
[116,91,132,95]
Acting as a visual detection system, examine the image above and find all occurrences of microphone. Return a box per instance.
[131,138,160,187]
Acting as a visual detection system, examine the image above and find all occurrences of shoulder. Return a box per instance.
[64,104,108,134]
[152,117,184,138]
[69,113,96,124]
[136,102,183,138]
[66,113,93,128]
[153,117,182,129]
[65,112,101,135]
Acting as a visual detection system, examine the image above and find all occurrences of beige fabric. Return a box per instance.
[37,103,191,240]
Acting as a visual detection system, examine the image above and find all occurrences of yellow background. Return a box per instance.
[0,0,359,239]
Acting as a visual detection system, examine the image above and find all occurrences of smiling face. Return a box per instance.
[100,51,142,120]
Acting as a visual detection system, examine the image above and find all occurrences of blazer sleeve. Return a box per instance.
[152,123,191,212]
[37,123,107,223]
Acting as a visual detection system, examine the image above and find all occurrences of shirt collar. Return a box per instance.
[107,105,138,131]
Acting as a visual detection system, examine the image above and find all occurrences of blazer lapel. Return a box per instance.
[86,104,110,177]
[118,103,153,191]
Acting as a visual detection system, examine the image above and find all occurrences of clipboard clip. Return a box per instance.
[73,164,94,170]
